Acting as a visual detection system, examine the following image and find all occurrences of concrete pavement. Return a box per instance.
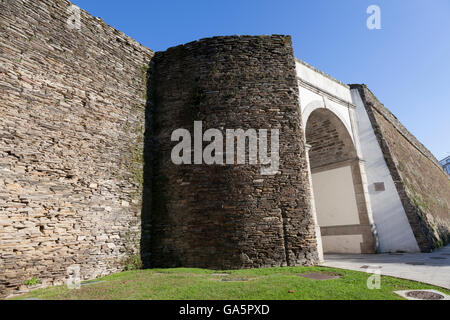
[322,245,450,289]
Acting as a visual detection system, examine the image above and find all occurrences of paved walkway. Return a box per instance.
[322,245,450,289]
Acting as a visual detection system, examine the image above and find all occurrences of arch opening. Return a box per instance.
[305,108,376,254]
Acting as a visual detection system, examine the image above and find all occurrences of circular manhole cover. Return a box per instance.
[299,272,342,280]
[406,291,444,300]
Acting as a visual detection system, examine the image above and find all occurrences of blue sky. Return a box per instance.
[71,0,449,160]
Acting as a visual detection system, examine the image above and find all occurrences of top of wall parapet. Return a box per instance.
[157,34,292,54]
[295,58,350,89]
[63,0,154,56]
[351,84,444,171]
[295,57,353,104]
[158,37,350,95]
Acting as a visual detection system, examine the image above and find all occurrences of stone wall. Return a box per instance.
[305,108,357,169]
[150,35,319,269]
[0,0,153,297]
[351,84,450,251]
[3,0,446,300]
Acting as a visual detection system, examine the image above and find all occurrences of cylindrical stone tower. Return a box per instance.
[149,35,319,269]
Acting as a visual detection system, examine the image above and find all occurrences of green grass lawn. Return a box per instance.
[11,266,450,300]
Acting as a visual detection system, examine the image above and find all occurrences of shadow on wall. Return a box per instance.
[140,57,155,269]
[137,35,319,270]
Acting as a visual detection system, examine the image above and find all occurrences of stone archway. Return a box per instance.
[304,108,377,255]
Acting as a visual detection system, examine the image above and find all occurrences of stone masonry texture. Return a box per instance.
[149,35,319,270]
[305,108,357,169]
[0,0,153,297]
[351,84,450,252]
[1,0,447,299]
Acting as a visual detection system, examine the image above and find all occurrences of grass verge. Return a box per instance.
[10,266,450,300]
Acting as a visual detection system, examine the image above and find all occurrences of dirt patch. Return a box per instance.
[360,265,382,269]
[220,278,252,282]
[81,280,105,286]
[299,272,342,280]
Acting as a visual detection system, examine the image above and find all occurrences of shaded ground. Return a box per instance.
[323,245,450,289]
[10,266,450,300]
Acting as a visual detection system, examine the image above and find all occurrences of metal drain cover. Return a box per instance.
[395,290,449,300]
[299,272,342,280]
[406,262,425,265]
[407,291,444,300]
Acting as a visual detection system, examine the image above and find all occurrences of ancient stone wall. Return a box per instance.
[4,0,446,300]
[351,84,450,251]
[305,108,357,169]
[0,0,153,297]
[150,35,319,269]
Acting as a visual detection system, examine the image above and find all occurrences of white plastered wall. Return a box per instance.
[312,166,360,227]
[322,235,364,254]
[296,60,352,102]
[299,87,355,144]
[296,59,371,254]
[351,89,420,253]
[312,166,363,254]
